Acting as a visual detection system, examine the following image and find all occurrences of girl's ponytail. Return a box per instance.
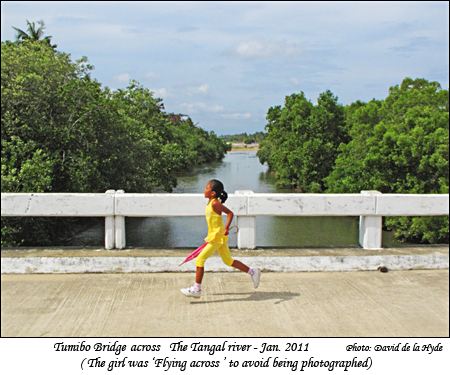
[209,179,228,203]
[219,190,228,203]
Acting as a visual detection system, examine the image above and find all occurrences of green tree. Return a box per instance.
[325,78,448,243]
[13,20,57,49]
[107,82,179,192]
[324,99,383,192]
[1,39,228,246]
[1,40,116,245]
[258,90,347,192]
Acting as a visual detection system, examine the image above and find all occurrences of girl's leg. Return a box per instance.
[181,243,217,297]
[231,260,249,273]
[195,266,204,284]
[193,243,216,287]
[218,242,261,288]
[217,242,250,272]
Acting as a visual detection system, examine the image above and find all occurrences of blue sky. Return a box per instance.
[1,1,449,135]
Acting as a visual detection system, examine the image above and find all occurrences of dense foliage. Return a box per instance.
[258,78,449,243]
[1,39,227,245]
[258,91,348,192]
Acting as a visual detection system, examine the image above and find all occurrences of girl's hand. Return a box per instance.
[224,228,230,236]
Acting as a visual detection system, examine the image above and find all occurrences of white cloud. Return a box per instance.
[210,104,224,113]
[235,41,268,58]
[186,83,210,95]
[115,73,130,83]
[221,112,252,120]
[178,102,252,122]
[144,72,158,81]
[180,102,224,114]
[197,84,209,94]
[234,40,300,59]
[150,87,170,99]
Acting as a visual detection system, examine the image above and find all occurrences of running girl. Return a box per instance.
[180,179,261,297]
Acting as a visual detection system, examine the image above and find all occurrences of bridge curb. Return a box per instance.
[1,252,448,273]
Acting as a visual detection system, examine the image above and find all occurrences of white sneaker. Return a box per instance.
[180,286,201,298]
[251,268,261,289]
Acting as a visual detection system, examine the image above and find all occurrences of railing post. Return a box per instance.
[115,190,126,249]
[235,190,256,249]
[359,190,382,250]
[105,190,115,250]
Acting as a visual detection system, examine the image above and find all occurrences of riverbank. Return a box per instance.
[229,142,259,151]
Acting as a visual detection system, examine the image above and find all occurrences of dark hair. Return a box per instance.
[208,179,228,203]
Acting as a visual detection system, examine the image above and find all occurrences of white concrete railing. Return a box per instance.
[1,190,448,250]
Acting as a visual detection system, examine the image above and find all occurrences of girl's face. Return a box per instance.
[203,182,216,199]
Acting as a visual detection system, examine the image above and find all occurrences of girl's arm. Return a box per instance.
[212,200,234,235]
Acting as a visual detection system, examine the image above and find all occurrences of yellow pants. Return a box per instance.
[195,240,234,267]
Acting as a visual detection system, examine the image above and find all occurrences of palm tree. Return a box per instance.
[12,20,57,49]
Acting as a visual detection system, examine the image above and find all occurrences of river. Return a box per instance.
[72,151,404,248]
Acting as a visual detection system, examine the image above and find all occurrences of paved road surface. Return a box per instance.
[1,270,448,337]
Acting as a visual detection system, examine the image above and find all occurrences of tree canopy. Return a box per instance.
[1,36,227,245]
[258,78,449,243]
[13,20,57,49]
[258,90,348,192]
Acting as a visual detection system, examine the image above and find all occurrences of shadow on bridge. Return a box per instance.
[189,291,301,305]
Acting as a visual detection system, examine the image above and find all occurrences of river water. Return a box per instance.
[74,150,393,248]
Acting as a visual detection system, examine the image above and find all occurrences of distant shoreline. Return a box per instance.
[228,147,259,152]
[228,143,259,152]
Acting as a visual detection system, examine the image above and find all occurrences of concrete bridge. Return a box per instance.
[2,190,448,250]
[1,192,448,337]
[2,270,448,337]
[1,191,448,274]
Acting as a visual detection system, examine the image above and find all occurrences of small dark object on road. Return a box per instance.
[377,266,389,273]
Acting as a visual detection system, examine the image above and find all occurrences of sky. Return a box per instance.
[1,1,449,135]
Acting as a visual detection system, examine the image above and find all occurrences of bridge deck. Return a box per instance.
[2,270,448,337]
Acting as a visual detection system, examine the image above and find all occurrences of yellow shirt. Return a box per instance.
[204,198,226,244]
